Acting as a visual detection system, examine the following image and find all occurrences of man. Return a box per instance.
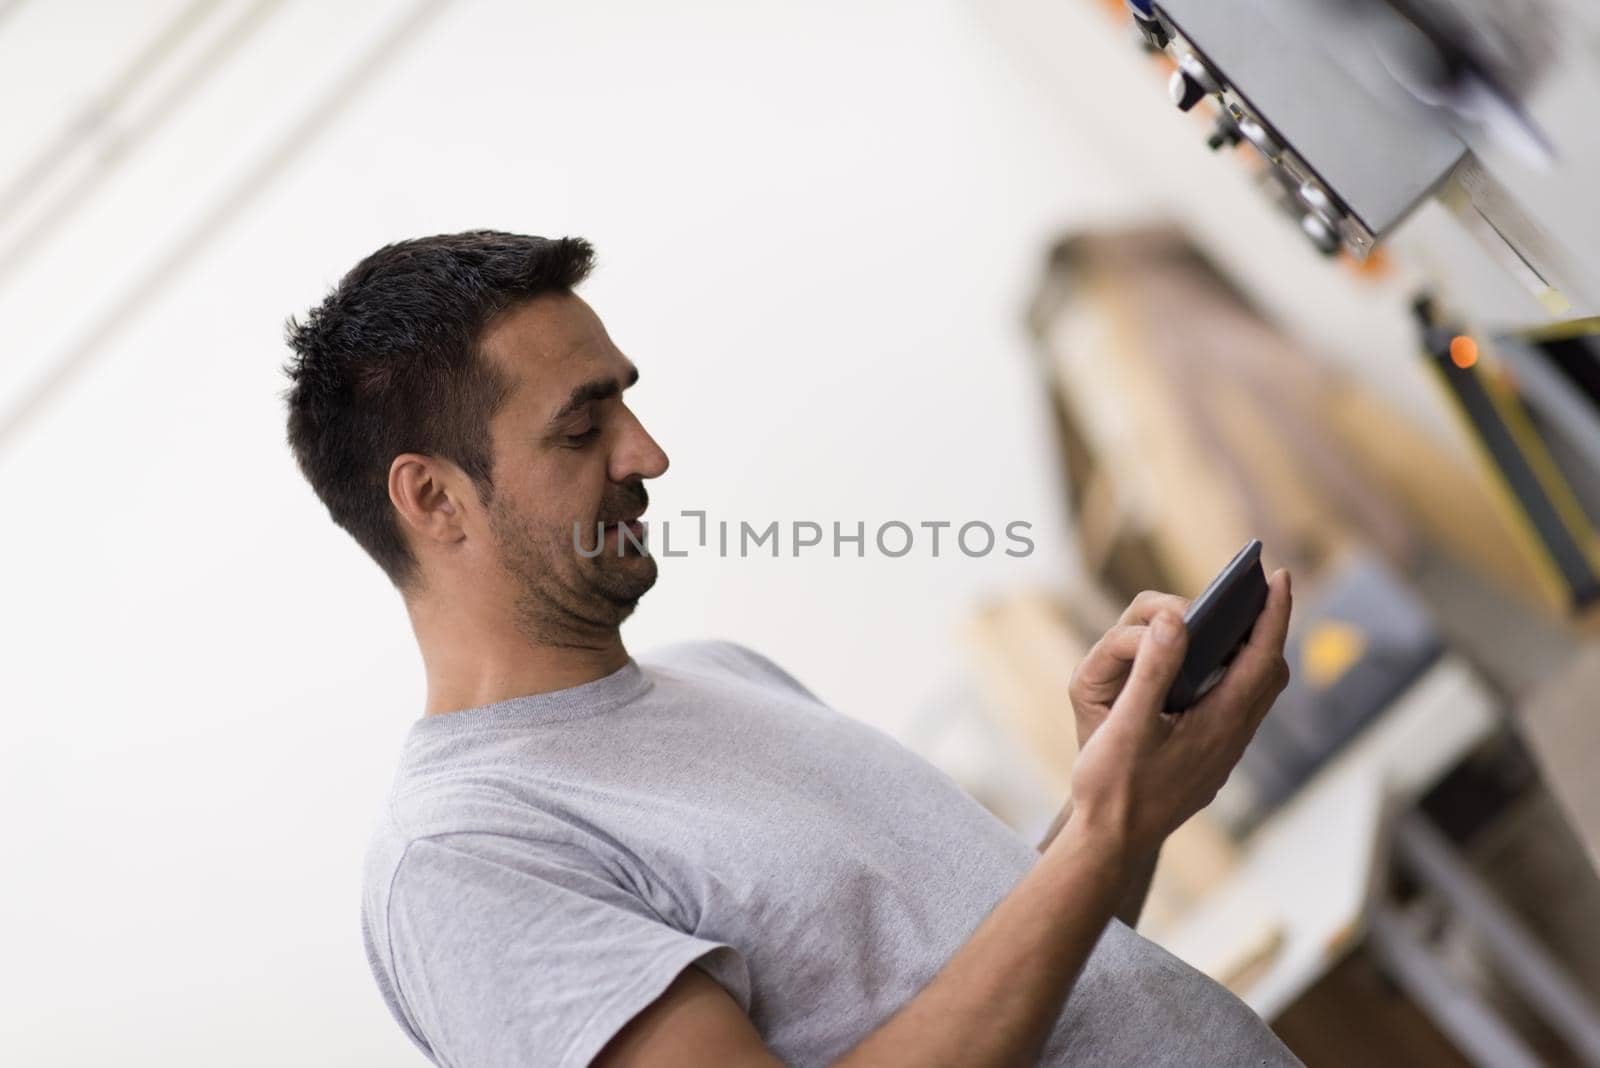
[282,231,1301,1067]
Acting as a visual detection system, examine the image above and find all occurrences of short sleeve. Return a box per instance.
[384,832,751,1068]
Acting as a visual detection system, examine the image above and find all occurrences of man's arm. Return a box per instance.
[1040,587,1211,928]
[1037,797,1160,928]
[600,812,1132,1068]
[597,572,1293,1068]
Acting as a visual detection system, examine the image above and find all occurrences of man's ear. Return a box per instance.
[389,453,469,546]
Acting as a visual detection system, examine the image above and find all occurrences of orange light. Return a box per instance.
[1450,335,1479,369]
[1346,247,1392,279]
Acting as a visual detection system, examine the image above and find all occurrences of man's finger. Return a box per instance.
[1245,659,1292,731]
[1241,569,1292,658]
[1193,570,1293,718]
[1107,611,1188,737]
[1071,624,1145,691]
[1118,589,1191,627]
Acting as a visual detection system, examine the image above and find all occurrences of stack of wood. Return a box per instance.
[1024,226,1552,606]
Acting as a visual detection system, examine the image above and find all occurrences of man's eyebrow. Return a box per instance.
[548,365,640,424]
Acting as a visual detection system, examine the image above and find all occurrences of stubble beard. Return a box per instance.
[488,493,659,648]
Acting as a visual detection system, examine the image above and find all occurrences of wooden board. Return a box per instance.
[1323,383,1561,616]
[1032,227,1402,599]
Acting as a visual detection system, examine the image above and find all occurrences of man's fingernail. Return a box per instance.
[1154,616,1182,646]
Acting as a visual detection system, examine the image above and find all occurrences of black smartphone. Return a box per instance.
[1164,539,1270,713]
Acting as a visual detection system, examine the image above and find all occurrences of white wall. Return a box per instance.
[0,2,1133,1063]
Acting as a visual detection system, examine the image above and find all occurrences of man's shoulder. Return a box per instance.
[641,639,823,704]
[640,637,774,673]
[360,794,600,943]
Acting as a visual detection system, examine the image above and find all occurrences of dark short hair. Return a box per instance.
[281,230,595,592]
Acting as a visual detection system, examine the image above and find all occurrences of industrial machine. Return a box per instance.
[1126,0,1600,323]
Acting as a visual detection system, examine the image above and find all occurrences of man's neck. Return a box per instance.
[408,596,630,717]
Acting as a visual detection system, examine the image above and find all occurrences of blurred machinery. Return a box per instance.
[1111,1,1600,620]
[1127,0,1600,321]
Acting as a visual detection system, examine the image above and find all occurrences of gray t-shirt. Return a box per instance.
[361,640,1300,1068]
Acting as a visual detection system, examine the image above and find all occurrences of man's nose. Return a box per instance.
[609,407,669,483]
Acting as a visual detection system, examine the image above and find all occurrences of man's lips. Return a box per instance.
[602,514,646,539]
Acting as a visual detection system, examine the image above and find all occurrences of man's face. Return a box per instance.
[474,292,668,642]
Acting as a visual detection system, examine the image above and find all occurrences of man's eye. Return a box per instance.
[566,426,602,447]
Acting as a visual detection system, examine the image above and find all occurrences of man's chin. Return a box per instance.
[593,551,659,607]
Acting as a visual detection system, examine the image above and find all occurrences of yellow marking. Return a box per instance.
[1422,356,1574,611]
[1303,622,1367,689]
[1512,315,1600,343]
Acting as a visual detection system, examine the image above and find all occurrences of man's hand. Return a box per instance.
[1037,590,1197,859]
[1068,589,1194,750]
[1066,570,1292,858]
